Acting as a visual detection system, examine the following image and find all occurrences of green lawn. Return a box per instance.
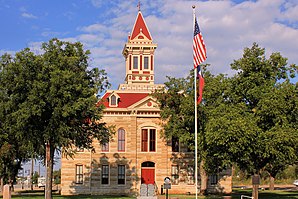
[9,195,132,199]
[4,189,298,199]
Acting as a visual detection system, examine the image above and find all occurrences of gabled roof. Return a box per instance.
[130,11,152,40]
[99,92,149,108]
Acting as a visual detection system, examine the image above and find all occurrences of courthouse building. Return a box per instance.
[60,9,232,196]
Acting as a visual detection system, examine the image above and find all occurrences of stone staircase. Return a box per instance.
[137,184,157,199]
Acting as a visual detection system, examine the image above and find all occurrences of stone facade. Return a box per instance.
[60,9,232,196]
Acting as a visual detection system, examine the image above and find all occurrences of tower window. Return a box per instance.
[133,56,138,69]
[144,56,149,69]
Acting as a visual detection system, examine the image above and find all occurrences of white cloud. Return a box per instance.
[78,0,298,88]
[3,0,297,89]
[21,12,37,19]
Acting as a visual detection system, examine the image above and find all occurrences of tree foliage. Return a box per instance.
[206,43,298,180]
[154,43,298,192]
[0,38,111,197]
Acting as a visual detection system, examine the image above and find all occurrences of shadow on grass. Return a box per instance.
[10,189,298,199]
[11,192,133,199]
[232,188,298,199]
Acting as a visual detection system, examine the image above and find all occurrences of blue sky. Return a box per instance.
[1,0,297,175]
[1,0,297,89]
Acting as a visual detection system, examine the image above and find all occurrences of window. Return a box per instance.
[141,128,156,152]
[144,56,149,69]
[101,165,109,184]
[149,129,156,152]
[111,95,117,106]
[101,142,109,152]
[172,137,179,152]
[187,165,195,185]
[75,164,83,184]
[210,174,218,185]
[118,129,125,152]
[171,165,179,185]
[118,165,125,184]
[141,129,148,152]
[133,56,138,69]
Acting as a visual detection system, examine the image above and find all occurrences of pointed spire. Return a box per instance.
[130,11,152,40]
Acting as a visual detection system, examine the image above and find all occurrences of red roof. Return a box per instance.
[99,92,149,108]
[131,12,152,40]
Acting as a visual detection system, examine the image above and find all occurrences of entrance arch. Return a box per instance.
[141,161,155,184]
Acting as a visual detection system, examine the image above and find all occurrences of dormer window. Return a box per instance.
[108,93,120,107]
[111,95,117,106]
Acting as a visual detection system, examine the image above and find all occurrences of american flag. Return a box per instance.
[193,17,206,68]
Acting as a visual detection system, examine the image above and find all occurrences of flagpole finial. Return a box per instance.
[192,5,196,9]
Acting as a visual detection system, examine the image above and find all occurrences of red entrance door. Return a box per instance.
[141,168,155,184]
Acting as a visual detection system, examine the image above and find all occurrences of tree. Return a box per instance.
[206,43,298,190]
[0,38,111,198]
[153,69,230,195]
[154,43,298,194]
[0,53,32,190]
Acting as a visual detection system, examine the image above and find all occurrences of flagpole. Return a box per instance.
[192,5,198,199]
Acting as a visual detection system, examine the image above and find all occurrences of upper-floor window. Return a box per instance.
[102,142,109,152]
[141,128,156,152]
[118,165,125,184]
[133,56,138,69]
[101,165,109,184]
[118,129,125,152]
[144,56,149,69]
[75,164,83,184]
[172,136,179,152]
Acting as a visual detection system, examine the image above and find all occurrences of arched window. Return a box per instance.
[118,128,125,152]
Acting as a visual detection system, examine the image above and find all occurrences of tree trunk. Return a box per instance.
[269,175,275,190]
[45,143,54,199]
[1,176,4,191]
[199,159,208,195]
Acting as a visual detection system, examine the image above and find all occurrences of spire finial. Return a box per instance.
[137,0,141,11]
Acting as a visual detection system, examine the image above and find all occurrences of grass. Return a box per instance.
[10,195,132,199]
[4,188,298,199]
